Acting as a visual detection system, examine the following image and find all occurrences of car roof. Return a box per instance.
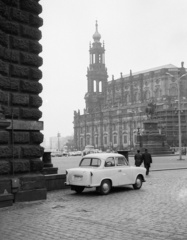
[82,152,125,160]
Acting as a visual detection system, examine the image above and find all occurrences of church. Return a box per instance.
[73,22,187,151]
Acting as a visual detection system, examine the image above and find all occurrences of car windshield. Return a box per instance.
[79,158,101,167]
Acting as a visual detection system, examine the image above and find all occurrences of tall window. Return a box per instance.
[123,135,127,144]
[95,136,98,146]
[81,138,83,147]
[99,81,102,92]
[86,136,90,145]
[104,136,107,145]
[94,80,96,92]
[145,90,150,100]
[113,135,117,144]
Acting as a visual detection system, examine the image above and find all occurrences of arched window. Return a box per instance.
[126,94,130,103]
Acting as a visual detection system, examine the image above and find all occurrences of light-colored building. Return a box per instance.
[74,22,187,151]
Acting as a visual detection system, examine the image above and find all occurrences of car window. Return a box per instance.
[116,157,128,166]
[79,158,101,167]
[91,158,101,167]
[80,158,91,166]
[105,157,115,167]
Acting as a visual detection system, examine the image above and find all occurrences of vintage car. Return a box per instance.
[65,153,146,195]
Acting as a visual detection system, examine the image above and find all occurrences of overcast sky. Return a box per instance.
[39,0,187,141]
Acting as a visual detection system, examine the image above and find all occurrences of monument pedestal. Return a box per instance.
[136,120,173,155]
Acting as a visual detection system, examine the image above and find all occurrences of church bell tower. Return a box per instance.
[85,21,108,113]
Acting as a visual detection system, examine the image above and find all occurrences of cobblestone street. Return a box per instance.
[0,169,187,240]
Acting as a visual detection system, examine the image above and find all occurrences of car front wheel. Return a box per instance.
[73,186,85,194]
[133,175,143,190]
[99,180,111,195]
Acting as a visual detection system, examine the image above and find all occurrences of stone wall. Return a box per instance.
[0,0,44,175]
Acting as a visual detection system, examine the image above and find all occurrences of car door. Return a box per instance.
[115,157,133,185]
[104,157,120,186]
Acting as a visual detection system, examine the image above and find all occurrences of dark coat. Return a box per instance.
[142,152,152,166]
[134,153,143,166]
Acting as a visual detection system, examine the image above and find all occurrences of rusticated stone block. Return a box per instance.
[0,76,19,91]
[0,160,10,174]
[30,95,42,107]
[11,8,29,23]
[20,0,42,15]
[0,145,20,158]
[1,0,19,7]
[10,159,30,173]
[0,1,9,19]
[20,80,42,94]
[0,45,19,63]
[10,64,29,78]
[14,132,29,144]
[21,145,44,158]
[30,14,43,28]
[0,16,19,35]
[30,132,43,144]
[0,131,9,143]
[0,90,8,104]
[30,67,42,80]
[0,59,9,75]
[0,146,12,158]
[10,36,29,51]
[30,158,44,172]
[3,106,19,119]
[0,29,8,47]
[20,52,43,67]
[20,25,42,41]
[21,108,42,120]
[11,93,29,106]
[29,40,42,54]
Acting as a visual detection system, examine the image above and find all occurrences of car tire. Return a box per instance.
[74,186,85,194]
[99,180,111,195]
[133,175,143,190]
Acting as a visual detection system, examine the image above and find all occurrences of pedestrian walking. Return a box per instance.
[142,149,152,175]
[134,150,142,167]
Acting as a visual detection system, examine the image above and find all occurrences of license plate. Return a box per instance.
[74,175,83,181]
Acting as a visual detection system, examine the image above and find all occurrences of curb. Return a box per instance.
[151,167,187,172]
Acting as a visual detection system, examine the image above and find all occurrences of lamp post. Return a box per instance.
[166,72,187,160]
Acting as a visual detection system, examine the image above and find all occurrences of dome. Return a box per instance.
[93,21,101,42]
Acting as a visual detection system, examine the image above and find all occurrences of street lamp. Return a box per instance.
[166,72,187,160]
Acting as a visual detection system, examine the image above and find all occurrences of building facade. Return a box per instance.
[74,22,187,151]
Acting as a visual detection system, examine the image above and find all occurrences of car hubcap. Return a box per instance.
[103,183,109,192]
[136,178,141,187]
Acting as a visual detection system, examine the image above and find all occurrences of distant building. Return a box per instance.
[73,22,187,151]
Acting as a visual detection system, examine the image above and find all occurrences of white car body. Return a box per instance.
[65,153,146,194]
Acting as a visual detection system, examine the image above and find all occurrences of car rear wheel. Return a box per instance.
[73,186,85,194]
[133,175,143,190]
[99,180,111,195]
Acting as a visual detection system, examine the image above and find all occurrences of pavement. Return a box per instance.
[0,161,187,239]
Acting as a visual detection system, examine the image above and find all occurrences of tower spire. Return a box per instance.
[93,20,101,42]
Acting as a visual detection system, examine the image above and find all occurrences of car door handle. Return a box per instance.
[118,170,122,172]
